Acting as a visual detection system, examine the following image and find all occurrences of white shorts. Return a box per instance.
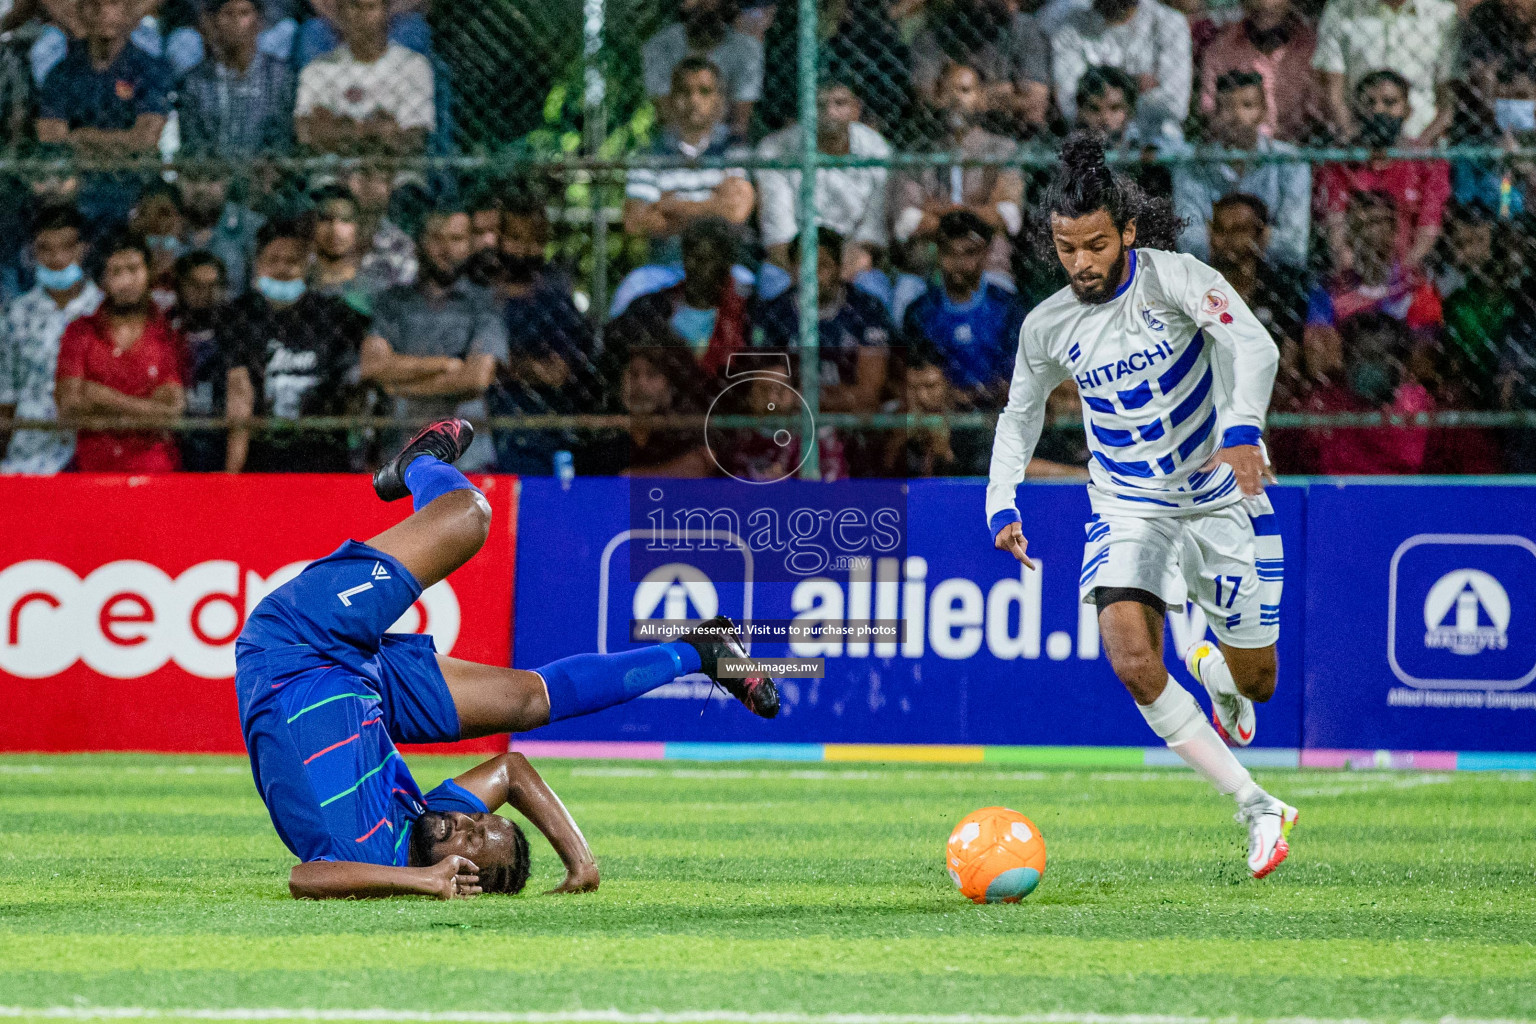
[1077,493,1283,649]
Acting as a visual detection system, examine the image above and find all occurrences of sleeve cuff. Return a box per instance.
[1222,426,1262,448]
[989,508,1022,539]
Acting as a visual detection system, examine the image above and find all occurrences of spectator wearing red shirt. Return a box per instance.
[1296,312,1435,474]
[55,231,186,472]
[1198,0,1322,144]
[1316,70,1451,270]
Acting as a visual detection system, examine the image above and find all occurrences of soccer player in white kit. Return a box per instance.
[987,134,1298,878]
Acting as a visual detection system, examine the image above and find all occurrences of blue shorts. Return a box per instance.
[235,540,472,865]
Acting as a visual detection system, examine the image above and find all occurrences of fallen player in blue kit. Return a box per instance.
[235,418,778,898]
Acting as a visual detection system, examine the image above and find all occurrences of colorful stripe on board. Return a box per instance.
[506,740,1536,771]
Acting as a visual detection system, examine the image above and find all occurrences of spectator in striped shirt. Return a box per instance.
[177,0,296,159]
[624,57,754,267]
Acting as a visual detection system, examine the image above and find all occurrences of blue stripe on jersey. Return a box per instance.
[1226,613,1242,629]
[1086,518,1110,542]
[1175,407,1218,461]
[1157,330,1205,393]
[1250,513,1280,536]
[1186,465,1219,489]
[1170,367,1214,427]
[1193,474,1238,504]
[1084,395,1116,414]
[1080,550,1110,584]
[1091,421,1135,447]
[1092,450,1155,478]
[1156,453,1176,476]
[1118,493,1180,507]
[1069,342,1081,361]
[1137,419,1165,442]
[1118,380,1154,409]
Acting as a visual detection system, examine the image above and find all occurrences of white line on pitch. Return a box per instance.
[0,1009,1532,1024]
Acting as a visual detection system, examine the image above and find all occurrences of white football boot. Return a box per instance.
[1239,794,1299,879]
[1185,641,1256,747]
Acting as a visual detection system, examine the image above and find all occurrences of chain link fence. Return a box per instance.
[2,0,1536,479]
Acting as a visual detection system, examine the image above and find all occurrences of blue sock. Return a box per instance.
[403,454,479,513]
[539,643,702,723]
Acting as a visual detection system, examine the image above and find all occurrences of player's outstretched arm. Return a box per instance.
[288,856,480,900]
[452,752,600,894]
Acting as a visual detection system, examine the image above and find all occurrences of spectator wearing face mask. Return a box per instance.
[370,207,507,471]
[1199,0,1321,145]
[222,215,432,473]
[1174,70,1310,267]
[171,250,232,472]
[893,61,1023,311]
[1316,70,1450,270]
[1313,0,1458,145]
[1053,0,1193,143]
[0,204,103,475]
[129,181,187,310]
[642,0,762,137]
[54,230,186,472]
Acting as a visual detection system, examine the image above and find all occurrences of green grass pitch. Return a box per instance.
[2,753,1534,1024]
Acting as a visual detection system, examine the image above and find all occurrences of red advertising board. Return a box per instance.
[0,474,517,753]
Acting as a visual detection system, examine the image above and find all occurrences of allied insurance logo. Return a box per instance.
[1388,534,1536,690]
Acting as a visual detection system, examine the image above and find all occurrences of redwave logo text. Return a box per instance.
[0,559,461,680]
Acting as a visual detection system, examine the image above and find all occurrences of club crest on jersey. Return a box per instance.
[1201,290,1229,315]
[1141,308,1166,332]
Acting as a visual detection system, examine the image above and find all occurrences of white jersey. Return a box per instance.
[986,247,1279,525]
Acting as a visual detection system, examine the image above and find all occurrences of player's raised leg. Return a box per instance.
[364,418,493,590]
[437,616,778,737]
[1098,593,1295,878]
[1183,498,1285,747]
[360,419,779,731]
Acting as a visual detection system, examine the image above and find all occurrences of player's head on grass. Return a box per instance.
[409,810,531,894]
[1045,131,1177,305]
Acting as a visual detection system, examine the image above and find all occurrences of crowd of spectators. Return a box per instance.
[2,0,1536,478]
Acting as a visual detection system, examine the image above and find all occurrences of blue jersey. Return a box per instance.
[901,281,1026,392]
[236,540,479,864]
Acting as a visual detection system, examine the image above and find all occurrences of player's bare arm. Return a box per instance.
[288,855,481,901]
[1199,443,1276,497]
[444,752,600,894]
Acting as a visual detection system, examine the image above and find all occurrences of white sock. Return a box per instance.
[1138,676,1260,805]
[1193,643,1237,695]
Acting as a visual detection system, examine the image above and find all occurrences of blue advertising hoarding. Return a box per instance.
[513,477,1306,748]
[1302,483,1536,752]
